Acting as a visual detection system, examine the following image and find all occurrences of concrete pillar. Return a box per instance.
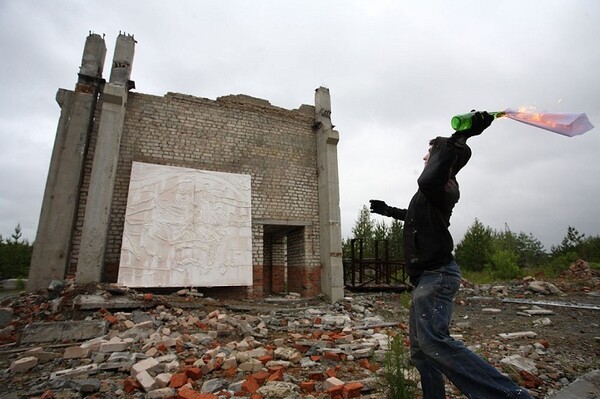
[27,34,106,291]
[76,34,135,283]
[314,87,344,302]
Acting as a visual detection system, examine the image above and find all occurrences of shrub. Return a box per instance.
[546,252,579,277]
[489,249,522,280]
[384,333,418,399]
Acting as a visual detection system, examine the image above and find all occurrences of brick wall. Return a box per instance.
[69,91,322,297]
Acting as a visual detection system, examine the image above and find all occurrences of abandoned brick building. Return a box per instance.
[27,33,344,302]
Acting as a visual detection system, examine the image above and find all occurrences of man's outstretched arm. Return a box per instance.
[369,199,407,220]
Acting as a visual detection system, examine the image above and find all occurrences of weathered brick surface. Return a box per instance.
[68,92,323,298]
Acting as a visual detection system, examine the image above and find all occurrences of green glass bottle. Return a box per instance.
[451,111,505,131]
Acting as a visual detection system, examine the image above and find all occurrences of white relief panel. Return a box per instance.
[117,162,252,287]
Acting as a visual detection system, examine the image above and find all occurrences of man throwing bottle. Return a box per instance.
[370,111,533,399]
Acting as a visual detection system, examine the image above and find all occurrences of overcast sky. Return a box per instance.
[1,0,599,251]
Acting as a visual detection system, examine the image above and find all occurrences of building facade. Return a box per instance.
[28,33,344,302]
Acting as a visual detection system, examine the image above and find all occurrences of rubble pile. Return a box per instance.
[0,270,599,399]
[558,259,600,290]
[0,283,395,399]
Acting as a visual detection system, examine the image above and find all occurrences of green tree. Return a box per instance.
[513,232,547,268]
[351,205,375,239]
[494,226,546,268]
[551,226,585,256]
[580,235,600,263]
[388,219,404,261]
[546,228,600,273]
[343,205,404,262]
[373,220,388,257]
[349,205,377,258]
[0,224,33,279]
[454,219,493,271]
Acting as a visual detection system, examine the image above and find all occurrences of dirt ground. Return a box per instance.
[453,290,600,371]
[356,268,600,398]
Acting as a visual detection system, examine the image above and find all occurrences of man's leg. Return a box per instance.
[413,262,532,399]
[409,297,446,399]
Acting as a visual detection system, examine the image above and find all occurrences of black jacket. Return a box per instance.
[387,136,472,278]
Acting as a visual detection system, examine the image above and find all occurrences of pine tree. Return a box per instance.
[455,218,493,272]
[0,224,33,279]
[350,205,376,258]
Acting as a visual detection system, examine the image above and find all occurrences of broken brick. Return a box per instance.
[123,377,142,393]
[326,385,344,398]
[242,375,260,393]
[309,371,325,381]
[268,368,284,381]
[292,344,310,353]
[257,355,273,364]
[342,382,364,399]
[185,367,202,380]
[358,358,370,369]
[169,372,188,388]
[250,370,270,385]
[324,351,341,361]
[520,370,543,389]
[177,386,207,399]
[299,380,316,393]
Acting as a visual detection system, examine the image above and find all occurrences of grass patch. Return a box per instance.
[460,269,496,285]
[399,291,411,309]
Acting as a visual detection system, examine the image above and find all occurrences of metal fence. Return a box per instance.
[343,238,409,291]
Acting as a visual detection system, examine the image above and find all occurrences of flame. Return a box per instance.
[509,106,550,126]
[501,106,594,136]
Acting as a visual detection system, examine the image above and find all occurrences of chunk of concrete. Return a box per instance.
[21,320,108,343]
[0,307,14,327]
[10,356,38,373]
[547,370,600,399]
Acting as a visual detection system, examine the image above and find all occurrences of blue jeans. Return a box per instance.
[408,261,532,399]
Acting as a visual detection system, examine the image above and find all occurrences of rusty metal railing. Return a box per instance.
[343,238,409,291]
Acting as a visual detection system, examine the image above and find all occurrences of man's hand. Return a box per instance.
[452,110,494,141]
[470,111,494,135]
[369,199,389,216]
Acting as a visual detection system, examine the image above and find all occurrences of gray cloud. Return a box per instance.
[1,0,599,250]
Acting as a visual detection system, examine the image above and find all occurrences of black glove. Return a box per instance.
[369,199,389,216]
[453,110,494,140]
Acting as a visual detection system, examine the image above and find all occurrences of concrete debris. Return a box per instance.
[0,275,599,399]
[533,317,553,327]
[501,354,539,374]
[523,306,555,315]
[528,281,562,295]
[547,370,600,399]
[482,308,502,313]
[503,297,600,311]
[21,320,108,343]
[0,307,13,328]
[499,331,538,340]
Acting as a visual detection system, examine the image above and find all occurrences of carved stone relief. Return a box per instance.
[117,162,252,287]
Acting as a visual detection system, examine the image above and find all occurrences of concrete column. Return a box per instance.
[314,87,344,303]
[76,34,135,283]
[27,34,106,291]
